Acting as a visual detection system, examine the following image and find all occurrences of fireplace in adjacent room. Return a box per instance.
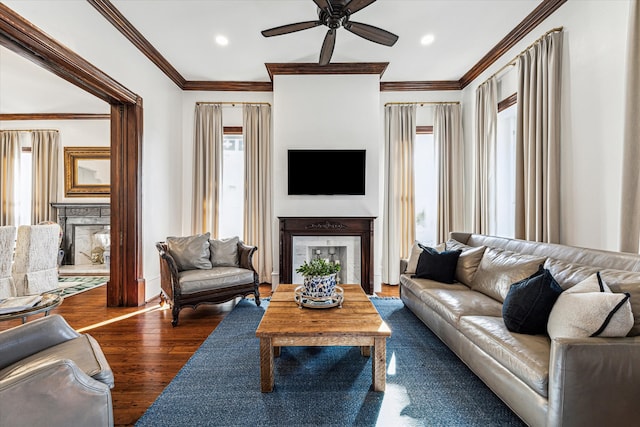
[279,217,374,294]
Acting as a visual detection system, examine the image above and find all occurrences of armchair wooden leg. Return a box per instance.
[171,306,180,327]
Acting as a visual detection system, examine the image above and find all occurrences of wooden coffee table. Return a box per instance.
[255,284,391,392]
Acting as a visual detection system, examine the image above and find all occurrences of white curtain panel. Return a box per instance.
[192,104,223,236]
[31,130,59,224]
[243,104,273,284]
[620,0,640,253]
[0,131,20,226]
[434,104,465,243]
[382,104,416,285]
[515,30,562,243]
[474,77,498,234]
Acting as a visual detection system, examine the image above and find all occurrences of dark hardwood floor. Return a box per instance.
[0,283,399,426]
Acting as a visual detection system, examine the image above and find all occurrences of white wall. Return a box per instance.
[2,1,184,300]
[273,74,382,288]
[461,0,632,251]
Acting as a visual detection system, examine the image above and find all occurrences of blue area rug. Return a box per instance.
[136,298,524,427]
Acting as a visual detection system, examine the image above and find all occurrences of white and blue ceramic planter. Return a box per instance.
[302,273,337,298]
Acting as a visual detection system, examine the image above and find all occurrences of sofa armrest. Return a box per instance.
[0,359,113,427]
[400,258,408,275]
[156,242,181,300]
[238,242,258,272]
[0,314,80,369]
[547,336,640,427]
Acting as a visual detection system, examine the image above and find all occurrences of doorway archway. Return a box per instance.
[0,4,144,306]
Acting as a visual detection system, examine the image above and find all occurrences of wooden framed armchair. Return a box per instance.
[156,235,260,326]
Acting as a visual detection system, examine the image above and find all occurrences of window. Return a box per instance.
[494,103,517,237]
[414,129,437,245]
[218,130,244,239]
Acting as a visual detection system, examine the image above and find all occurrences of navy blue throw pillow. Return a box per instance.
[502,267,563,335]
[412,247,462,284]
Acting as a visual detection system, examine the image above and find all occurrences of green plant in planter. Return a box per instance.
[296,258,341,277]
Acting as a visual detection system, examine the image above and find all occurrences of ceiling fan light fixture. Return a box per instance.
[261,0,397,65]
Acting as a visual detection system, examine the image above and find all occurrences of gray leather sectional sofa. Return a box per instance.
[400,232,640,427]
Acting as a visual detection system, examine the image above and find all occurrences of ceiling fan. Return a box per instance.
[261,0,399,66]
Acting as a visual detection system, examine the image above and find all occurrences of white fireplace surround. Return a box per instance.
[291,236,361,285]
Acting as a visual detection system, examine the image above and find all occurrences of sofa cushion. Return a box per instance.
[178,267,254,294]
[502,268,563,335]
[545,258,640,336]
[0,334,114,388]
[399,275,469,298]
[209,236,240,267]
[406,241,445,275]
[419,288,503,326]
[471,247,546,302]
[459,315,550,398]
[413,247,461,284]
[167,233,212,271]
[547,273,634,339]
[447,239,487,286]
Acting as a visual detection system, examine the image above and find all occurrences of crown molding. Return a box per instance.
[183,81,273,92]
[380,81,462,92]
[265,62,389,81]
[459,0,567,88]
[87,0,186,88]
[0,113,110,120]
[88,0,566,92]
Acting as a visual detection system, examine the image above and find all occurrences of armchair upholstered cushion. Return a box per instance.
[156,238,260,326]
[0,315,114,427]
[166,232,212,271]
[0,225,16,299]
[11,224,61,296]
[209,236,240,267]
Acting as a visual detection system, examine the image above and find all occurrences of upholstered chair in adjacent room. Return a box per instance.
[0,225,17,299]
[11,223,62,296]
[156,234,260,326]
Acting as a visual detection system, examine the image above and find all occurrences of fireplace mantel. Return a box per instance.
[279,217,375,294]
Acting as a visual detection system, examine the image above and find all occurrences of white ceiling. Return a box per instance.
[111,0,543,82]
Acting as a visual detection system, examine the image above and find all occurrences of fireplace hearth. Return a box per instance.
[279,217,374,294]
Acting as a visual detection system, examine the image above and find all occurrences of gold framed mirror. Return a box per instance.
[64,146,110,197]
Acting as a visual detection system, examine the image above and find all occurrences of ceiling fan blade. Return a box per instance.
[344,21,398,46]
[261,20,322,37]
[319,29,336,66]
[313,0,333,14]
[344,0,377,15]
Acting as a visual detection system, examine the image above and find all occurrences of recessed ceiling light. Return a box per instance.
[421,34,435,46]
[215,35,229,46]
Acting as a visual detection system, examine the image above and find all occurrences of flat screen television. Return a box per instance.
[288,149,366,195]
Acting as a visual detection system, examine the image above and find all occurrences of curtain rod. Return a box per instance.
[384,101,460,106]
[483,27,564,85]
[196,102,271,107]
[0,129,59,132]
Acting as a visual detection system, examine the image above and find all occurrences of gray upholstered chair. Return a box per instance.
[11,224,61,296]
[0,225,17,299]
[156,234,260,326]
[0,314,114,427]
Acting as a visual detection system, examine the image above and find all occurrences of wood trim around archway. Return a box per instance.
[0,3,145,306]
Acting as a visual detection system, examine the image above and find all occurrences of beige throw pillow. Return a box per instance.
[471,247,546,302]
[210,236,240,267]
[547,273,634,339]
[405,241,445,275]
[167,233,212,271]
[446,239,487,286]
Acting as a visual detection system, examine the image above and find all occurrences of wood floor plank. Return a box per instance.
[0,282,398,426]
